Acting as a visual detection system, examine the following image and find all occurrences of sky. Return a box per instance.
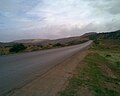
[0,0,120,42]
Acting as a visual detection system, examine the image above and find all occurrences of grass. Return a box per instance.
[98,51,120,73]
[91,40,120,52]
[0,47,10,55]
[60,40,120,96]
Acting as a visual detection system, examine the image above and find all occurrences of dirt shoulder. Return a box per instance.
[9,49,88,96]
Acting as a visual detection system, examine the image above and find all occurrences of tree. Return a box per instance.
[9,44,26,53]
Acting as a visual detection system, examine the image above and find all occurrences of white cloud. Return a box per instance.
[0,0,120,41]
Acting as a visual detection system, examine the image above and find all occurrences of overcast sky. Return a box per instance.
[0,0,120,41]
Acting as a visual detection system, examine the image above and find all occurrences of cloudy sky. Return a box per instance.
[0,0,120,41]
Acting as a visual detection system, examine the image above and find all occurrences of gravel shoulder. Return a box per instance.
[9,49,88,96]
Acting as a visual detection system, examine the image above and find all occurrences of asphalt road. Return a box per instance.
[0,41,92,96]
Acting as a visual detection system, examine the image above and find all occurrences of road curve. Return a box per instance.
[0,41,92,95]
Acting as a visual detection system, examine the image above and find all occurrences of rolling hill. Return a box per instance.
[13,39,49,44]
[89,30,120,40]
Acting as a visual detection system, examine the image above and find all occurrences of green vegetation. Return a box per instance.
[9,44,27,53]
[91,40,120,51]
[25,45,42,52]
[89,30,120,40]
[53,43,65,47]
[60,39,120,96]
[0,47,10,55]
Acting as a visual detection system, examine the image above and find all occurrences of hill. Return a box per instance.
[89,30,120,40]
[13,39,49,44]
[10,33,95,46]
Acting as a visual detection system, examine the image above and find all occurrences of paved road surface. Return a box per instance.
[0,41,92,95]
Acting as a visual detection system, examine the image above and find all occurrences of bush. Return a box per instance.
[9,44,26,53]
[93,39,99,45]
[53,43,64,47]
[105,54,111,57]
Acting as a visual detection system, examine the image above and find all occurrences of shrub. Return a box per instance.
[105,54,111,57]
[9,44,26,53]
[93,39,99,45]
[53,43,64,47]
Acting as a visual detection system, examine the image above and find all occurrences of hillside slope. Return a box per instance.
[13,39,49,44]
[89,30,120,40]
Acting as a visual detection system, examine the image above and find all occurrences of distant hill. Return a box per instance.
[81,32,97,37]
[12,39,49,44]
[0,42,15,47]
[0,33,92,47]
[0,30,120,47]
[89,30,120,40]
[12,33,95,46]
[38,36,88,46]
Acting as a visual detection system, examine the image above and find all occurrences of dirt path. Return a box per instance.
[8,49,88,96]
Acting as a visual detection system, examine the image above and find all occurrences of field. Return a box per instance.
[60,40,120,96]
